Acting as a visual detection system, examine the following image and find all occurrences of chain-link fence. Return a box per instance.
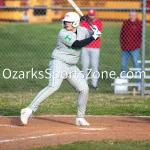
[0,0,150,95]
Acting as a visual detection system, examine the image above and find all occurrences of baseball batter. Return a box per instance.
[20,12,101,126]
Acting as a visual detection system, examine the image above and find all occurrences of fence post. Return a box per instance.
[141,0,146,96]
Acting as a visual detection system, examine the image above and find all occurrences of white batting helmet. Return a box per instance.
[62,12,80,28]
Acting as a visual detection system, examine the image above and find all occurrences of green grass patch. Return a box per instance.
[1,23,150,93]
[0,92,150,116]
[30,140,150,150]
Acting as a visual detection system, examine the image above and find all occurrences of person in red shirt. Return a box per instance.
[141,0,150,9]
[120,11,142,85]
[146,0,150,8]
[81,10,102,89]
[0,0,4,11]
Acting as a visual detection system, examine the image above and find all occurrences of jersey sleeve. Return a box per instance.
[59,30,76,47]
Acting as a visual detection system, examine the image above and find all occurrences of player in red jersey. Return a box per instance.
[81,10,103,89]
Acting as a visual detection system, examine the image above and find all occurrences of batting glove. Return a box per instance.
[80,15,88,21]
[92,30,102,40]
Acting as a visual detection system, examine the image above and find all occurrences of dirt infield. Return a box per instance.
[0,115,150,150]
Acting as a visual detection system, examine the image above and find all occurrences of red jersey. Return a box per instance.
[0,0,4,6]
[81,19,102,48]
[146,0,150,8]
[120,19,142,51]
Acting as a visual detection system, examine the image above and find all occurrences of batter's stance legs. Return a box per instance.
[20,60,90,126]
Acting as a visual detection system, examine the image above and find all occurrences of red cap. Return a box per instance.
[88,10,96,16]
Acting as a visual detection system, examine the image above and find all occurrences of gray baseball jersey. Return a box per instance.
[52,26,92,65]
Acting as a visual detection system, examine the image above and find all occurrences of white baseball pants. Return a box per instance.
[81,48,100,87]
[29,59,89,118]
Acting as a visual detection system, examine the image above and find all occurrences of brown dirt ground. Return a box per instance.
[0,115,150,150]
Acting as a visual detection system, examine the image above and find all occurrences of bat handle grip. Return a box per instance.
[90,24,97,31]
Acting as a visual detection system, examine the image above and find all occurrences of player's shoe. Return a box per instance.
[75,118,90,126]
[20,107,32,125]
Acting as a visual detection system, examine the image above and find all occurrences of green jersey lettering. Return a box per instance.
[65,35,72,41]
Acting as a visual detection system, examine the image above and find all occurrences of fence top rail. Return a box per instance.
[0,6,150,11]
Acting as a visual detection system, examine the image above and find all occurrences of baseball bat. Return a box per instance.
[67,0,84,16]
[67,0,95,30]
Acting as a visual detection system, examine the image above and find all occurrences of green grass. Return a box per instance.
[0,23,150,93]
[0,92,150,116]
[30,140,150,150]
[0,23,150,116]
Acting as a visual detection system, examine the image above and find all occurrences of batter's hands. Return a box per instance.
[92,30,102,40]
[80,15,88,22]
